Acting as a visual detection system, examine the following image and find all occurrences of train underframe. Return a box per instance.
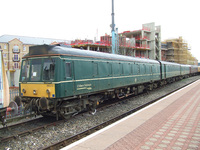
[16,74,194,120]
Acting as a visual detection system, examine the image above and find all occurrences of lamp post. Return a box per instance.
[111,0,115,54]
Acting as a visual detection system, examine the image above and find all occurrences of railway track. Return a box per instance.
[0,77,199,149]
[0,116,64,143]
[41,78,200,150]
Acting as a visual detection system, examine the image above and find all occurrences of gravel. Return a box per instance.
[0,76,199,150]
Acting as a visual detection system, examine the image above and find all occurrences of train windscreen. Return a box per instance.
[43,58,55,81]
[21,60,30,82]
[21,58,56,82]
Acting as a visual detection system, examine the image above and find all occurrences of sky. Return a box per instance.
[1,0,200,61]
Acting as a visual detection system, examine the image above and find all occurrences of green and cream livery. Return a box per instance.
[17,44,194,119]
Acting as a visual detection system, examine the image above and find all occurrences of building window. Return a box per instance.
[4,62,7,66]
[13,54,19,61]
[3,54,7,58]
[14,63,19,69]
[4,44,7,49]
[23,46,26,51]
[13,45,19,53]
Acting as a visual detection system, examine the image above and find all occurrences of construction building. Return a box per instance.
[162,36,198,65]
[71,22,161,60]
[161,43,167,61]
[122,22,161,60]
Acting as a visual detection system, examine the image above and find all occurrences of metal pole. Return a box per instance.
[111,0,115,54]
[116,28,119,54]
[0,50,3,108]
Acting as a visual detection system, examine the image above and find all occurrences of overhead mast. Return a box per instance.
[111,0,115,54]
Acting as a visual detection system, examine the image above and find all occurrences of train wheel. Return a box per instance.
[88,99,98,115]
[90,109,96,115]
[59,113,72,120]
[14,96,22,107]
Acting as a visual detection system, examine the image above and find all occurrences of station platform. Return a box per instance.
[63,80,200,150]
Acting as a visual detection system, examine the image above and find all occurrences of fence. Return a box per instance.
[7,88,30,118]
[0,88,26,118]
[9,88,19,103]
[0,88,19,108]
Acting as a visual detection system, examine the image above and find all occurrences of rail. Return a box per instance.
[0,117,64,143]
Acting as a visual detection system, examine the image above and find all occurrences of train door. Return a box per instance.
[158,61,162,80]
[92,62,99,92]
[180,66,181,75]
[64,60,74,97]
[164,64,166,79]
[151,65,153,76]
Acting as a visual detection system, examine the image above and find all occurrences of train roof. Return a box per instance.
[23,44,159,64]
[159,61,181,66]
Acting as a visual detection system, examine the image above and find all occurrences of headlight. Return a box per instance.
[46,89,50,94]
[22,89,26,93]
[33,90,37,95]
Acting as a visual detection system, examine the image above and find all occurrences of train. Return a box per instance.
[14,44,199,119]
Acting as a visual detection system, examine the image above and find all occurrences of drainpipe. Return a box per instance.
[8,43,9,70]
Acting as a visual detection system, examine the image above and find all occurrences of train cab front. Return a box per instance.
[19,57,57,114]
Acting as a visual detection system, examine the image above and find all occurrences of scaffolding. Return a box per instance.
[164,37,197,65]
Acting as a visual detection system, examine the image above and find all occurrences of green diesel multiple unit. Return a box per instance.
[15,44,197,119]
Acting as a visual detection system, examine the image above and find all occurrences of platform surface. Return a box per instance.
[63,80,200,150]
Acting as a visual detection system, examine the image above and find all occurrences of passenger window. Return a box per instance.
[119,63,123,75]
[129,63,131,74]
[93,63,98,76]
[108,63,112,75]
[131,64,133,74]
[113,63,119,75]
[138,64,140,74]
[65,62,71,78]
[143,64,146,73]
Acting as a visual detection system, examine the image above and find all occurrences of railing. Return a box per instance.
[0,90,17,108]
[9,88,19,102]
[7,88,26,118]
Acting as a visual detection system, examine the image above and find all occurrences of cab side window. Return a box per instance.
[65,62,71,78]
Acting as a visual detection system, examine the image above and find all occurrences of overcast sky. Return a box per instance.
[1,0,200,61]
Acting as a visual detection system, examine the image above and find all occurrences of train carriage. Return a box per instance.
[180,64,190,77]
[159,61,181,83]
[190,65,198,75]
[15,44,198,119]
[18,44,161,119]
[198,66,200,74]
